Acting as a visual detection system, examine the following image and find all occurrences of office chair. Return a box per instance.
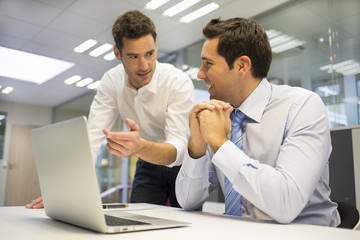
[335,201,360,230]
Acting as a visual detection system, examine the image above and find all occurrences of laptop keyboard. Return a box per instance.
[105,214,151,226]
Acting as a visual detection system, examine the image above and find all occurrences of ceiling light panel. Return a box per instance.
[64,75,82,85]
[74,39,98,53]
[87,80,101,90]
[162,0,201,17]
[320,59,360,76]
[104,52,116,61]
[145,0,170,10]
[180,2,219,23]
[76,78,93,87]
[0,46,75,84]
[266,29,306,54]
[2,87,14,94]
[271,39,305,54]
[89,43,113,57]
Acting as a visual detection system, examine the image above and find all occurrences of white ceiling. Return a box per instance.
[0,0,290,107]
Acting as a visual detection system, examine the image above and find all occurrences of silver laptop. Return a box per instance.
[30,116,189,233]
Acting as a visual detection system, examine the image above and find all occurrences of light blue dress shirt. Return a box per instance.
[176,78,341,227]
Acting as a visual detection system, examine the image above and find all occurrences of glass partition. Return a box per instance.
[181,0,360,128]
[255,0,359,127]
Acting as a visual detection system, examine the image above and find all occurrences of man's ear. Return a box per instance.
[235,56,251,73]
[113,45,122,61]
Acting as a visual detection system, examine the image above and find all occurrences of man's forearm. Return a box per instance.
[135,140,177,165]
[188,135,207,159]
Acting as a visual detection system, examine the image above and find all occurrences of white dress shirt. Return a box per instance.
[88,61,194,167]
[176,78,341,226]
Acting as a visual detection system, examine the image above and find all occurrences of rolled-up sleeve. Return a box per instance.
[164,77,194,167]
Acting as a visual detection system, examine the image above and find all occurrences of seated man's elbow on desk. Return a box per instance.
[175,175,208,211]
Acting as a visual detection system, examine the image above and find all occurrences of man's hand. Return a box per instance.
[188,100,232,158]
[103,118,143,157]
[104,118,177,165]
[198,107,232,153]
[25,196,44,209]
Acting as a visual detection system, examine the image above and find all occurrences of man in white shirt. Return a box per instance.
[175,17,340,226]
[27,10,194,209]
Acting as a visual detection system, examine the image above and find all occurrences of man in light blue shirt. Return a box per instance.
[175,17,340,227]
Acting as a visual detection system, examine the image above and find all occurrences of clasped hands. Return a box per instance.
[188,99,233,158]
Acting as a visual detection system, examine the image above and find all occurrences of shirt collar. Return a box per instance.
[238,78,271,123]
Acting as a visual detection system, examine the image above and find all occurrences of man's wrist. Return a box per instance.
[208,137,228,154]
[134,138,147,159]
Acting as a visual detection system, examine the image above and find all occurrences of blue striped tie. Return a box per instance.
[225,110,246,216]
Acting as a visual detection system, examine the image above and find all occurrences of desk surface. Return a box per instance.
[1,204,360,240]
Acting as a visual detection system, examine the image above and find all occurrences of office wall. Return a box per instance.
[53,91,95,123]
[0,100,52,206]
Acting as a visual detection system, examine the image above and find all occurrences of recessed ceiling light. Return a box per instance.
[266,30,305,54]
[64,75,82,85]
[87,80,101,90]
[89,43,113,57]
[76,78,93,87]
[265,29,281,39]
[180,2,219,23]
[0,46,75,85]
[271,39,305,53]
[162,0,201,17]
[320,59,360,76]
[74,39,98,53]
[2,87,14,94]
[104,52,116,61]
[145,0,170,10]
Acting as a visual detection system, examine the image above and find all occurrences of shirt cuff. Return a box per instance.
[165,140,185,167]
[212,140,249,181]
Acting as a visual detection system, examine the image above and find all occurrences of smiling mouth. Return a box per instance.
[137,71,150,77]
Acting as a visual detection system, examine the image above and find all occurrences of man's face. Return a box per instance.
[115,34,157,89]
[198,37,238,103]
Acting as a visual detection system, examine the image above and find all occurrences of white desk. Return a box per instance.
[1,204,360,240]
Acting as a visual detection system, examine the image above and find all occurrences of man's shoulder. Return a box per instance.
[270,83,323,108]
[272,83,318,99]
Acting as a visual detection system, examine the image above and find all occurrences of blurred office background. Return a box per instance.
[0,0,359,208]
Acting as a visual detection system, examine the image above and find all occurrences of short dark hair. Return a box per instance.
[112,10,157,54]
[202,17,273,79]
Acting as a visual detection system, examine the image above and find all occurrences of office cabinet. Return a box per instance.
[329,125,360,210]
